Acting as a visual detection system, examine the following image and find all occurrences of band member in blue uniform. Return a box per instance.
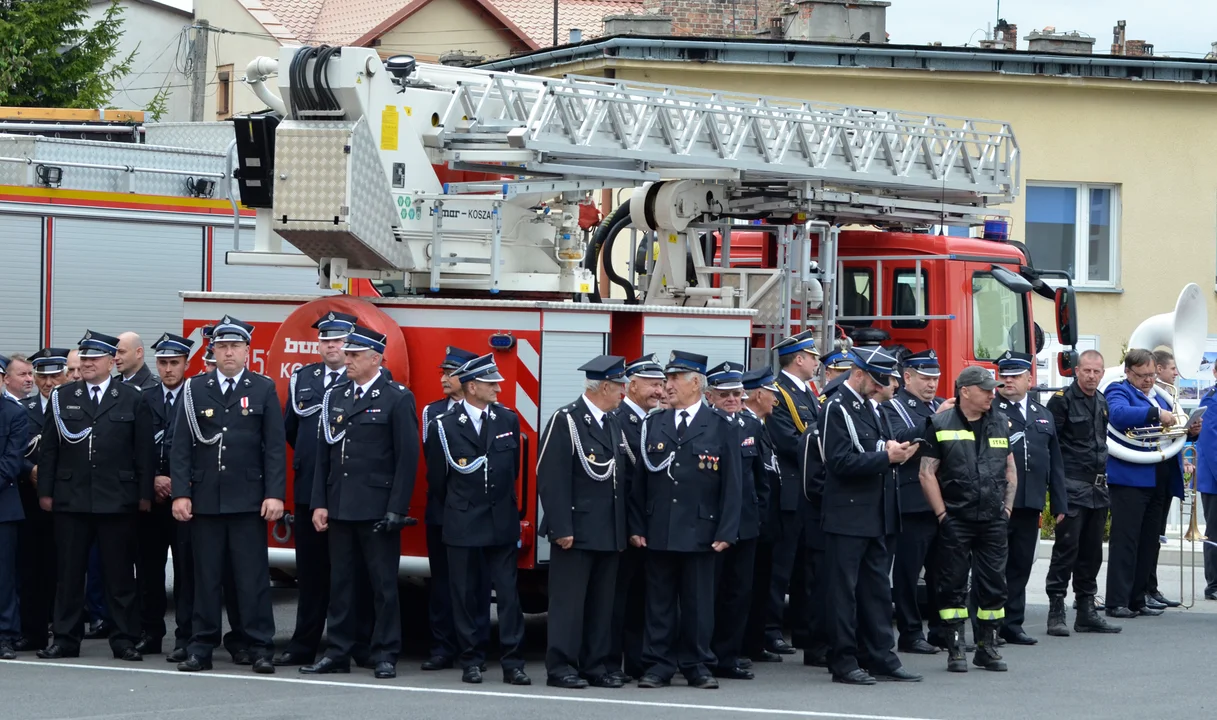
[0,357,29,660]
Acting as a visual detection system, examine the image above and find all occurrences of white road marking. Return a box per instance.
[0,659,947,720]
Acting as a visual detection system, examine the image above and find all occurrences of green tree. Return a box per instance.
[0,0,134,108]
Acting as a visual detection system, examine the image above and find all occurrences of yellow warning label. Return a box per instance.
[381,106,399,151]
[404,106,413,117]
[668,233,678,244]
[578,282,592,293]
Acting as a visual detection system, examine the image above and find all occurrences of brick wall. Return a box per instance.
[642,0,787,37]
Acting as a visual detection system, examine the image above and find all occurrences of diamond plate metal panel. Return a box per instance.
[144,123,235,154]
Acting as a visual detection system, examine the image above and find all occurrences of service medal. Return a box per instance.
[204,409,214,417]
[458,458,467,467]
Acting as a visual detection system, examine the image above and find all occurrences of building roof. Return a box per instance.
[491,0,644,47]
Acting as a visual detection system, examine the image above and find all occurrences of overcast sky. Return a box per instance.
[887,0,1217,56]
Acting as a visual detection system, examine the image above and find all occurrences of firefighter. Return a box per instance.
[134,333,193,657]
[981,351,1068,646]
[606,354,666,683]
[821,350,853,386]
[66,350,81,382]
[115,333,159,391]
[15,348,68,653]
[303,326,420,680]
[3,354,32,399]
[424,353,530,686]
[170,316,286,674]
[36,331,154,662]
[704,362,771,680]
[821,346,920,684]
[629,351,741,690]
[538,355,628,689]
[276,310,361,668]
[919,366,1016,673]
[0,356,29,660]
[420,345,488,672]
[879,349,948,655]
[765,330,819,659]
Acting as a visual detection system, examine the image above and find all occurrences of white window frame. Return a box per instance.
[1025,181,1120,290]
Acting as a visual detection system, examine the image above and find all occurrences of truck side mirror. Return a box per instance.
[990,265,1033,294]
[1057,349,1078,378]
[1055,286,1078,347]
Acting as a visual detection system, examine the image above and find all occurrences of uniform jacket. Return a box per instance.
[424,402,522,547]
[820,385,900,538]
[537,398,627,552]
[312,374,420,522]
[144,385,180,480]
[170,370,287,515]
[879,389,942,514]
[735,411,773,541]
[1197,387,1217,495]
[284,362,343,508]
[119,364,160,392]
[421,396,457,525]
[20,394,46,481]
[819,372,848,403]
[1105,380,1185,496]
[996,395,1068,515]
[38,380,155,513]
[628,403,742,552]
[0,395,29,523]
[770,371,819,512]
[1046,382,1111,510]
[925,406,1011,523]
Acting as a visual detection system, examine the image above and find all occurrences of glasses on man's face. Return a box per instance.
[1128,368,1157,381]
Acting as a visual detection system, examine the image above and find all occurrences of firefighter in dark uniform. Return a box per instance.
[606,354,666,683]
[630,351,741,690]
[275,311,357,667]
[115,333,159,392]
[879,349,947,655]
[0,357,29,660]
[539,355,629,689]
[821,346,921,685]
[424,353,530,686]
[420,345,488,672]
[171,316,286,674]
[765,330,819,659]
[981,351,1068,646]
[302,326,420,680]
[919,366,1016,673]
[1044,349,1121,635]
[36,331,154,662]
[821,350,853,387]
[704,362,772,681]
[15,347,68,653]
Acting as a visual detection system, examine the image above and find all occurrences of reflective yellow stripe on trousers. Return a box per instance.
[939,607,968,620]
[976,608,1006,621]
[935,429,975,442]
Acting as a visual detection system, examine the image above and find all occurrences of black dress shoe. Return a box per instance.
[166,648,188,663]
[1205,592,1217,601]
[803,652,829,667]
[503,668,531,685]
[688,675,719,689]
[833,669,877,685]
[872,667,922,682]
[272,651,314,666]
[83,620,111,640]
[607,670,633,684]
[588,674,623,688]
[1142,594,1167,610]
[374,662,396,679]
[1000,630,1038,646]
[547,674,589,689]
[898,638,940,655]
[462,666,483,684]
[36,644,79,659]
[13,638,44,653]
[711,666,754,680]
[253,658,275,674]
[114,647,143,662]
[300,657,351,674]
[736,657,753,669]
[134,637,162,655]
[1106,606,1137,619]
[177,655,212,672]
[754,649,783,663]
[420,655,453,671]
[1135,605,1164,617]
[636,673,669,688]
[768,639,796,655]
[231,649,254,666]
[0,641,16,660]
[1150,592,1181,608]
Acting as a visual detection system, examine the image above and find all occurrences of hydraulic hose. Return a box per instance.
[582,200,638,304]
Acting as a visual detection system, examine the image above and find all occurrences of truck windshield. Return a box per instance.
[971,271,1028,361]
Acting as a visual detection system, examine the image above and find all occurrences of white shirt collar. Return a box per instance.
[217,368,244,387]
[87,376,111,398]
[354,375,377,398]
[322,366,345,385]
[462,400,485,423]
[40,393,49,413]
[623,396,648,419]
[843,381,865,405]
[781,369,807,393]
[163,384,181,401]
[673,400,701,424]
[581,395,606,427]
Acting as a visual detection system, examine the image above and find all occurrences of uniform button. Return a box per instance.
[675,463,680,467]
[672,498,677,503]
[225,409,230,413]
[222,427,228,432]
[221,466,226,471]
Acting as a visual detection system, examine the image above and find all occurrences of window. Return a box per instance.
[971,272,1028,361]
[839,267,873,326]
[1025,183,1118,287]
[217,64,233,120]
[891,269,928,329]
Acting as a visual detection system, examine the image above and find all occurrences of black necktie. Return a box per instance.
[223,378,234,396]
[166,391,176,415]
[327,371,339,388]
[91,386,101,407]
[677,410,689,440]
[354,387,364,401]
[477,411,488,445]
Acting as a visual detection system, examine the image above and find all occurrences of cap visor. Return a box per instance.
[914,369,941,377]
[476,372,505,382]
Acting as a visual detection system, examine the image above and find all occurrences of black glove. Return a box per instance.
[372,512,417,533]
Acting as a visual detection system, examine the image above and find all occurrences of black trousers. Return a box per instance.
[137,501,175,642]
[449,543,524,671]
[824,533,899,677]
[0,522,18,640]
[51,512,140,653]
[642,549,717,682]
[742,538,773,658]
[936,518,1007,627]
[325,520,401,664]
[426,523,488,660]
[711,537,756,670]
[283,504,329,659]
[1146,472,1175,595]
[892,511,939,644]
[764,510,802,647]
[173,518,248,655]
[607,544,646,676]
[1045,506,1107,599]
[1001,508,1041,634]
[1203,493,1217,596]
[187,513,275,660]
[1106,484,1163,610]
[17,489,55,647]
[545,547,619,679]
[793,541,829,658]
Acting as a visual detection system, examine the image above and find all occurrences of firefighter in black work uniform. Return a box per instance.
[919,366,1016,673]
[1044,349,1121,635]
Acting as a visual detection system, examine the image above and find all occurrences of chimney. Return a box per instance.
[603,13,673,36]
[779,0,890,44]
[1209,41,1217,59]
[999,21,1017,50]
[569,28,582,43]
[1026,28,1096,55]
[1110,21,1153,56]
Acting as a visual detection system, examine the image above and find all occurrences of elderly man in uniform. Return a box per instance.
[425,354,530,686]
[821,346,920,685]
[36,331,154,662]
[606,354,666,684]
[1043,350,1121,634]
[630,351,741,690]
[171,316,286,674]
[303,326,420,680]
[919,367,1016,673]
[420,345,487,672]
[115,333,158,391]
[539,355,628,689]
[0,356,29,660]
